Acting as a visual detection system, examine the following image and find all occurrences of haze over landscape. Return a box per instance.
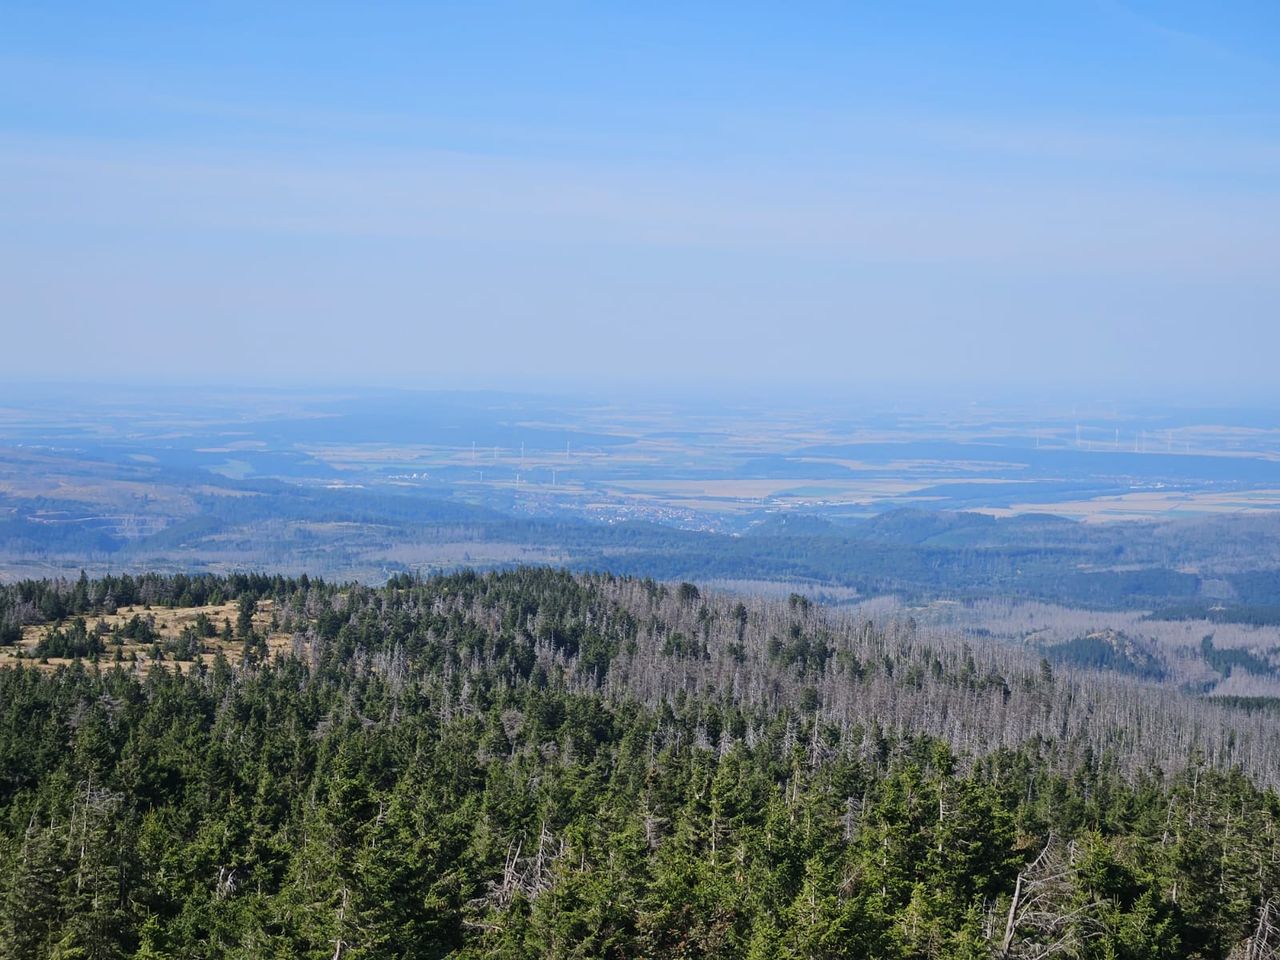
[4,4,1280,959]
[4,1,1279,391]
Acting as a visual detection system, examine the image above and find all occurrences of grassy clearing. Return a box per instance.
[979,488,1280,522]
[0,600,294,675]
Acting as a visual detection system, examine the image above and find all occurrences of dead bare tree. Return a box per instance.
[999,838,1102,959]
[1235,896,1280,960]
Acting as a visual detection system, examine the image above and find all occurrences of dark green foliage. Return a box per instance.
[116,613,160,644]
[163,625,204,661]
[1200,635,1276,678]
[1151,603,1280,626]
[235,595,256,640]
[0,570,1276,958]
[35,617,105,659]
[1047,631,1166,680]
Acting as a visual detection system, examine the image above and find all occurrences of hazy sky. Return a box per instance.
[2,2,1277,395]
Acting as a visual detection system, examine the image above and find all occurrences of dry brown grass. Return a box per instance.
[0,600,295,676]
[977,489,1280,523]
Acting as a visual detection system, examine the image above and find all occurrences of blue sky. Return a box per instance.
[2,2,1277,395]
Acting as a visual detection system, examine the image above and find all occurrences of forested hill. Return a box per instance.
[1,569,1279,958]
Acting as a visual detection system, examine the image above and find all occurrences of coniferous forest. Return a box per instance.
[1,569,1278,959]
